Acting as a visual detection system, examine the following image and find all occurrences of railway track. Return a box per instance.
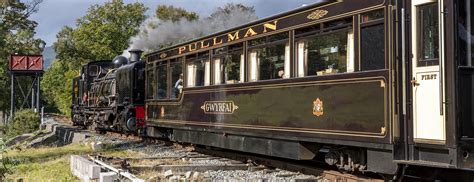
[100,130,384,180]
[47,114,383,181]
[194,146,384,182]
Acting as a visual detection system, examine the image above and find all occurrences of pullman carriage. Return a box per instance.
[144,0,474,175]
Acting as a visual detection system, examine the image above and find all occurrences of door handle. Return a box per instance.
[411,78,420,87]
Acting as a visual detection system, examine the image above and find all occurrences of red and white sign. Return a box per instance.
[9,55,43,71]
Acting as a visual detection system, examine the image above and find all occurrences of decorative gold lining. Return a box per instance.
[146,77,388,138]
[146,76,386,105]
[160,53,167,59]
[307,9,329,20]
[148,119,387,138]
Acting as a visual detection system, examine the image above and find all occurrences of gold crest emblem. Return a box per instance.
[160,53,167,59]
[313,98,324,117]
[307,9,329,20]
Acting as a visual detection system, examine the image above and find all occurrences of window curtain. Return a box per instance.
[346,30,355,73]
[186,64,195,87]
[214,58,221,85]
[240,54,245,82]
[297,41,306,77]
[249,51,258,81]
[204,60,211,86]
[284,44,291,78]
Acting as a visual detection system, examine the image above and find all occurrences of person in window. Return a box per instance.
[173,74,183,98]
[278,69,285,78]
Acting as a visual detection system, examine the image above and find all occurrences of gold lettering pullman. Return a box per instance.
[174,20,279,55]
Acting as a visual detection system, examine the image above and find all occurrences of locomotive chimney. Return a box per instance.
[129,49,143,62]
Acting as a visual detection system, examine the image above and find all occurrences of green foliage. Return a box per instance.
[0,1,44,111]
[43,0,147,115]
[5,143,91,181]
[41,61,68,113]
[0,138,18,181]
[0,1,42,178]
[7,157,77,181]
[5,109,40,138]
[155,5,199,22]
[73,0,147,60]
[43,2,255,115]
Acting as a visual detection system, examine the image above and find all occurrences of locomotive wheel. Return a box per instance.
[126,114,137,132]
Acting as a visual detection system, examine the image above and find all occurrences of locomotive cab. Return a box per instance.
[115,60,146,133]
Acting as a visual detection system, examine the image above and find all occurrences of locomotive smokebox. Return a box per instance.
[129,49,143,62]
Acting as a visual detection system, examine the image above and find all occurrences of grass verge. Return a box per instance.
[4,142,144,181]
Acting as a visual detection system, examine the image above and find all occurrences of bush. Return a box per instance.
[6,109,40,138]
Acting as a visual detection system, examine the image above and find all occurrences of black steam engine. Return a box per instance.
[71,50,146,133]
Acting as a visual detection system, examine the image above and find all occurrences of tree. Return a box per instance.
[155,5,198,22]
[42,0,147,114]
[0,0,44,113]
[73,0,147,60]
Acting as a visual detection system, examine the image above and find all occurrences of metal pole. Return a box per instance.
[10,73,15,122]
[31,76,35,111]
[36,73,40,113]
[41,107,44,126]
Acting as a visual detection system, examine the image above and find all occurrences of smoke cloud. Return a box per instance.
[124,4,258,55]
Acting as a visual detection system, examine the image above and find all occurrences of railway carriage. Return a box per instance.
[143,0,474,176]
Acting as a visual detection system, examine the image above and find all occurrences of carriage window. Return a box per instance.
[146,64,155,99]
[170,58,183,99]
[249,32,289,81]
[295,19,352,77]
[361,10,385,71]
[156,61,168,99]
[417,3,439,67]
[361,10,384,23]
[213,43,244,84]
[186,52,210,87]
[458,0,474,66]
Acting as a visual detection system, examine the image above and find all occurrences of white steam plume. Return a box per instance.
[124,5,258,54]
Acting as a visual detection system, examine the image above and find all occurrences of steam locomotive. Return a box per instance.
[71,50,146,133]
[71,0,474,179]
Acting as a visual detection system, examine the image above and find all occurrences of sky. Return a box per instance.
[29,0,318,47]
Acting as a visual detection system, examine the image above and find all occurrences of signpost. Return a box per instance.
[9,55,44,120]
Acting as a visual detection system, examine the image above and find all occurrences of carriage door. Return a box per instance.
[411,0,446,143]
